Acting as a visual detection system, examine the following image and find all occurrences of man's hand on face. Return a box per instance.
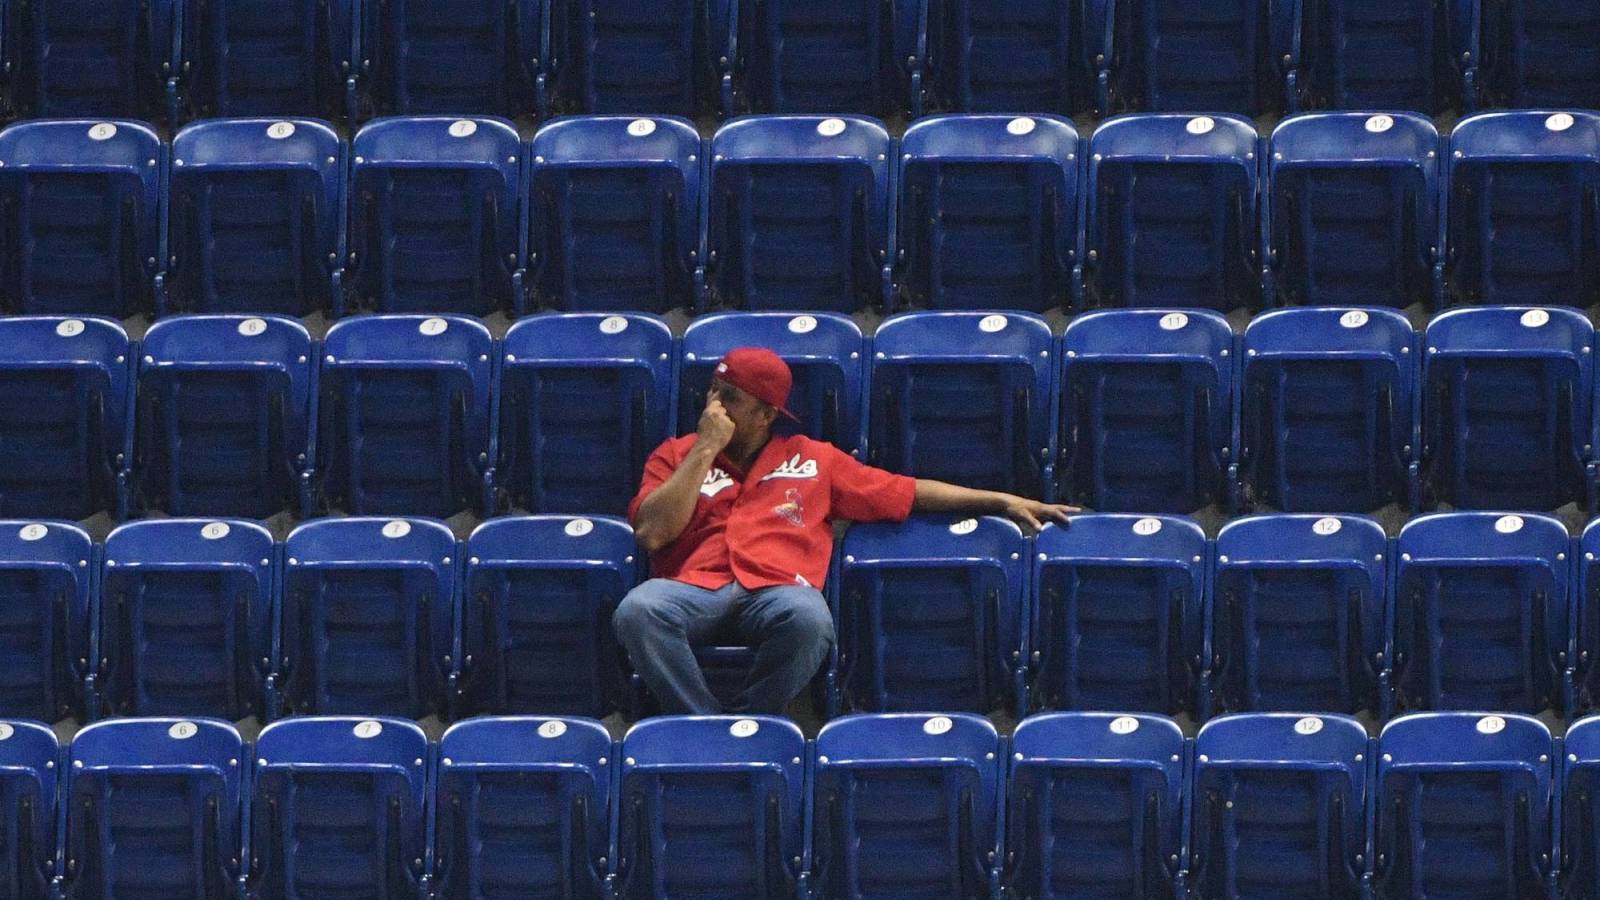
[696,394,737,454]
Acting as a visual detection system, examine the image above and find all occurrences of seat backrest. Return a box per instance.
[1087,114,1261,310]
[137,314,314,517]
[1483,0,1600,108]
[0,521,92,722]
[1239,306,1416,511]
[928,0,1074,112]
[564,0,700,114]
[741,0,889,113]
[1570,519,1600,709]
[1421,305,1593,510]
[0,721,59,900]
[1191,713,1369,899]
[708,115,892,313]
[371,0,533,115]
[1375,712,1554,899]
[870,310,1054,497]
[838,515,1028,713]
[528,115,702,314]
[1115,0,1277,113]
[616,716,806,899]
[67,717,244,900]
[280,517,457,717]
[1268,112,1441,309]
[499,312,674,516]
[813,713,1002,899]
[1447,111,1600,306]
[1006,712,1184,898]
[1060,308,1233,511]
[320,314,494,517]
[1561,715,1600,898]
[0,317,133,520]
[1306,0,1448,111]
[1394,512,1570,713]
[13,0,175,117]
[898,114,1080,313]
[349,116,523,315]
[1031,515,1206,713]
[252,716,429,899]
[0,120,163,317]
[190,0,354,118]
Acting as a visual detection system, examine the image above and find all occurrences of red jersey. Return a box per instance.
[628,433,917,590]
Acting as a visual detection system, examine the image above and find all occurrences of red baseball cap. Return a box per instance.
[713,347,799,421]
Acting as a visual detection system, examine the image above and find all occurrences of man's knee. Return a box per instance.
[612,580,678,644]
[763,587,836,647]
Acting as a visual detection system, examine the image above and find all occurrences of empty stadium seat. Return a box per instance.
[136,315,315,518]
[735,0,901,114]
[1031,515,1206,714]
[707,116,892,313]
[0,120,163,318]
[0,720,58,900]
[0,317,134,520]
[897,115,1080,313]
[167,118,344,316]
[65,718,243,899]
[614,716,807,898]
[187,0,356,119]
[1086,114,1262,310]
[553,0,703,115]
[1482,0,1600,108]
[870,311,1054,497]
[349,116,523,315]
[1446,111,1600,306]
[923,0,1076,113]
[1096,0,1291,114]
[1060,308,1234,512]
[1394,512,1570,714]
[528,116,702,314]
[433,716,613,899]
[498,313,674,517]
[319,315,495,517]
[1191,713,1370,899]
[1374,712,1555,899]
[1268,112,1443,309]
[97,519,275,720]
[679,311,865,457]
[10,0,179,119]
[280,517,457,718]
[1421,305,1592,510]
[1302,0,1456,111]
[1239,306,1418,512]
[459,516,637,717]
[0,521,92,723]
[251,716,429,899]
[1005,712,1185,898]
[1213,514,1390,715]
[368,0,535,116]
[1574,519,1600,711]
[836,515,1028,714]
[1563,715,1600,897]
[813,713,1003,899]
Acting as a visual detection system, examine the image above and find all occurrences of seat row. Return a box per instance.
[2,709,1595,899]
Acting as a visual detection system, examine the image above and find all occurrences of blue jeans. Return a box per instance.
[612,578,835,715]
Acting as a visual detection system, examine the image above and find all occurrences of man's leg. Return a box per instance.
[728,584,836,714]
[612,579,737,714]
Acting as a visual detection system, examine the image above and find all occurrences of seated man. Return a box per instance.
[616,346,1074,714]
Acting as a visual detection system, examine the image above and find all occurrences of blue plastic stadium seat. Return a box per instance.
[97,519,275,720]
[813,713,1003,899]
[1031,516,1206,714]
[1060,309,1233,512]
[1213,514,1388,715]
[897,115,1080,313]
[736,0,896,113]
[188,0,356,119]
[10,0,178,118]
[433,716,613,899]
[498,313,674,517]
[0,720,58,900]
[1304,0,1453,111]
[0,317,134,520]
[460,516,636,717]
[1005,712,1185,898]
[0,521,92,722]
[320,315,494,517]
[349,117,523,315]
[1239,307,1417,512]
[837,516,1028,714]
[0,120,162,317]
[870,311,1054,497]
[708,116,892,313]
[1394,512,1570,714]
[924,0,1075,112]
[136,315,315,518]
[554,0,701,115]
[1268,113,1442,309]
[1099,0,1289,114]
[1375,712,1555,899]
[369,0,535,116]
[1572,519,1600,711]
[251,717,430,900]
[1421,306,1592,510]
[167,119,343,317]
[528,116,702,314]
[679,311,865,457]
[615,716,806,898]
[1483,0,1600,108]
[280,517,457,718]
[66,717,244,899]
[1087,114,1261,310]
[1191,713,1369,899]
[1563,715,1600,897]
[1447,111,1600,306]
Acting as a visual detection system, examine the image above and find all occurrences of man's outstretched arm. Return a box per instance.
[912,479,1077,535]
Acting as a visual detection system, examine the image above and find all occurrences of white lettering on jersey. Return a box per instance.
[760,454,819,481]
[701,467,735,498]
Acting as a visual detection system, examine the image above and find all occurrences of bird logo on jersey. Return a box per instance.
[773,487,805,526]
